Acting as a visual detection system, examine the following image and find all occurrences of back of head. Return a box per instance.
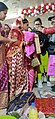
[0,2,8,12]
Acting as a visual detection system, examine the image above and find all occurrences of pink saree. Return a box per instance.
[0,43,8,109]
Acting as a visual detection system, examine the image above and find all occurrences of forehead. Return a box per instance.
[23,23,29,26]
[4,25,9,29]
[35,21,40,24]
[1,10,7,14]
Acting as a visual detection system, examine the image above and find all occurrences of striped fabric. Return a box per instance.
[28,68,34,91]
[0,61,8,109]
[7,50,28,101]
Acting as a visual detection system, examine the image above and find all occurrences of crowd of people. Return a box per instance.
[0,1,55,113]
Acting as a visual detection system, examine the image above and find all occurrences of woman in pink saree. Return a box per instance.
[0,3,9,110]
[0,2,17,110]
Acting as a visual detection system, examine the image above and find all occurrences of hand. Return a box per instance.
[54,48,55,52]
[20,41,24,48]
[35,34,38,38]
[8,32,12,39]
[38,27,44,33]
[40,42,44,47]
[9,37,17,43]
[26,41,30,45]
[26,41,32,46]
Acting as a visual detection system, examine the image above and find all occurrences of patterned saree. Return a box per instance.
[6,27,27,101]
[0,43,8,109]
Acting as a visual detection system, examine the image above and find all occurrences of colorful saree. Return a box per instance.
[6,27,27,101]
[0,43,8,109]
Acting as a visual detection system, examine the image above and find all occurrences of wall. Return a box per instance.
[3,12,54,28]
[28,12,54,28]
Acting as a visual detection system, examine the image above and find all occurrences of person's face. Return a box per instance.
[4,25,10,33]
[22,22,29,31]
[34,21,41,30]
[51,17,55,27]
[0,10,7,21]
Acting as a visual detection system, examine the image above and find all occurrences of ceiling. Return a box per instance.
[0,0,54,19]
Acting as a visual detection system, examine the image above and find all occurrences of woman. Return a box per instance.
[22,18,40,91]
[37,15,55,91]
[0,2,16,111]
[6,26,27,101]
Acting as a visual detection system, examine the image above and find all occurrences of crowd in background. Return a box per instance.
[0,1,55,113]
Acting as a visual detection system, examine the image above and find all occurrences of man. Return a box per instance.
[47,14,55,92]
[47,14,55,55]
[48,14,55,25]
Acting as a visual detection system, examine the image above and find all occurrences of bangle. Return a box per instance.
[26,41,28,45]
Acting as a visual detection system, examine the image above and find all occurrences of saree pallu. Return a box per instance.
[6,49,27,101]
[0,61,8,109]
[24,56,35,92]
[28,68,34,92]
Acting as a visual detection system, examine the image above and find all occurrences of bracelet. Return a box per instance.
[26,41,28,45]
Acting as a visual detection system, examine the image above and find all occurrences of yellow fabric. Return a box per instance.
[39,51,48,73]
[38,73,42,80]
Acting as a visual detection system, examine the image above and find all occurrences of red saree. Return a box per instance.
[6,27,27,101]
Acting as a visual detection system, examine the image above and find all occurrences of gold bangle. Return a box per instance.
[26,41,28,45]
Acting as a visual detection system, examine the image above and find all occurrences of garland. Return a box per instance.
[21,3,55,17]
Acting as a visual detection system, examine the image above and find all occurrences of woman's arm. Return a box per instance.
[0,35,17,43]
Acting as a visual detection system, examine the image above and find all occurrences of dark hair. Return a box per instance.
[0,2,8,12]
[34,18,42,25]
[5,24,11,30]
[0,22,2,28]
[22,18,28,24]
[48,14,55,21]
